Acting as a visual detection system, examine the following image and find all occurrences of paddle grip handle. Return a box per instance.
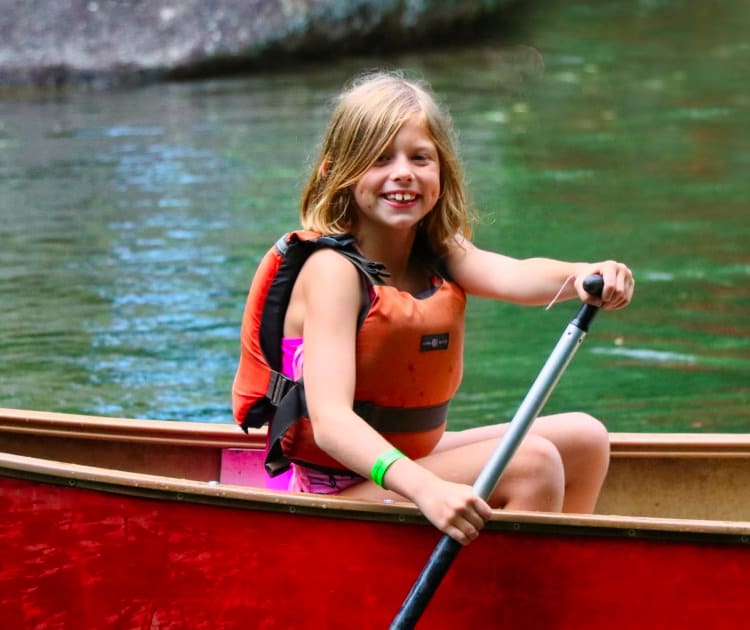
[573,274,603,332]
[583,273,604,298]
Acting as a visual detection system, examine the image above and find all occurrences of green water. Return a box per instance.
[1,0,748,432]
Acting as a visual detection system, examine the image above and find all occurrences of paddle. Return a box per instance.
[390,274,605,629]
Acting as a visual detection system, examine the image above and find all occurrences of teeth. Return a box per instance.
[386,192,416,202]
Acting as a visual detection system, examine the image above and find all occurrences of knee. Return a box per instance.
[556,413,611,513]
[568,413,610,464]
[524,435,566,490]
[499,436,565,511]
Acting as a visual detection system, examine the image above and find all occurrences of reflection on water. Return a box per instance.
[0,0,748,432]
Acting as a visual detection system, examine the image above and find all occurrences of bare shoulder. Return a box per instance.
[285,247,361,337]
[443,235,485,281]
[297,247,361,290]
[443,234,477,265]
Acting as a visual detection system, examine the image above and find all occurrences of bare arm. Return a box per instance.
[294,249,392,472]
[295,249,491,543]
[444,235,634,309]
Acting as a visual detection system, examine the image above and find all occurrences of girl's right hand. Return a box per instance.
[413,477,493,545]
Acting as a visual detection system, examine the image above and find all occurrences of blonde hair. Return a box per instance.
[300,70,474,254]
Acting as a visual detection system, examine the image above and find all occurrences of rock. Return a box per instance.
[0,0,517,89]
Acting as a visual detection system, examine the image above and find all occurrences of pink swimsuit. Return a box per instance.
[278,337,364,494]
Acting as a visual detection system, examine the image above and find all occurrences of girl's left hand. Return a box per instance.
[577,260,635,310]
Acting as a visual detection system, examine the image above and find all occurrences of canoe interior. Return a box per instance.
[1,407,750,522]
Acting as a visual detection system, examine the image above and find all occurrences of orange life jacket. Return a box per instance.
[232,230,465,476]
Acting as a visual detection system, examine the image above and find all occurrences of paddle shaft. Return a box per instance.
[390,275,604,629]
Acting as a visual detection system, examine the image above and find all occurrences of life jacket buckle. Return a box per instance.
[267,370,295,407]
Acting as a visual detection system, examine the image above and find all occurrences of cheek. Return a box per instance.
[352,182,373,210]
[427,174,441,206]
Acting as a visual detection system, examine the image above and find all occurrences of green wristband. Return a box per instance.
[371,447,406,488]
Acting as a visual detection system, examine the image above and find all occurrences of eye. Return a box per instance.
[374,153,391,165]
[412,146,437,163]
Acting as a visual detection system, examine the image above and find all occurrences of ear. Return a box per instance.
[318,156,332,177]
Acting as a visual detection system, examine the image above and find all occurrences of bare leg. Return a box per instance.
[341,432,566,512]
[433,412,609,513]
[340,412,609,514]
[526,413,610,513]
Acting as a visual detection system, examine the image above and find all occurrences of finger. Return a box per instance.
[606,264,625,303]
[601,262,631,308]
[447,526,473,546]
[472,497,493,523]
[612,265,634,308]
[458,500,492,535]
[444,520,474,545]
[460,509,487,533]
[615,265,627,296]
[448,517,481,545]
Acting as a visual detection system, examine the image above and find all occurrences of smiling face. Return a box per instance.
[301,72,471,254]
[351,117,441,235]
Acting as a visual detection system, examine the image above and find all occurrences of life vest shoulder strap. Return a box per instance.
[233,231,384,433]
[275,232,389,285]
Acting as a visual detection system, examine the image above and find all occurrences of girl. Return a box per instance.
[234,70,634,545]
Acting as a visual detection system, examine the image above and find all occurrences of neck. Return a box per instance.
[355,227,413,271]
[353,227,430,294]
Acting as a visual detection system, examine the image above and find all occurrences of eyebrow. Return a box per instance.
[413,143,437,155]
[378,141,435,153]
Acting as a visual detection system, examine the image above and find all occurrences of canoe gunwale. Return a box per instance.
[0,407,264,450]
[2,408,749,459]
[611,432,750,458]
[2,449,750,546]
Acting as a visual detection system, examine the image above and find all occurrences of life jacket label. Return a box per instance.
[420,333,450,352]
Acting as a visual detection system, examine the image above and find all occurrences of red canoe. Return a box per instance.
[1,408,749,629]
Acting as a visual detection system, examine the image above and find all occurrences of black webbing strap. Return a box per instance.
[264,385,450,477]
[265,383,306,476]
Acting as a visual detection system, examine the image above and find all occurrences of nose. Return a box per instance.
[389,153,414,182]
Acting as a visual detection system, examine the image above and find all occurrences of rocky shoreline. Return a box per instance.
[0,0,517,89]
